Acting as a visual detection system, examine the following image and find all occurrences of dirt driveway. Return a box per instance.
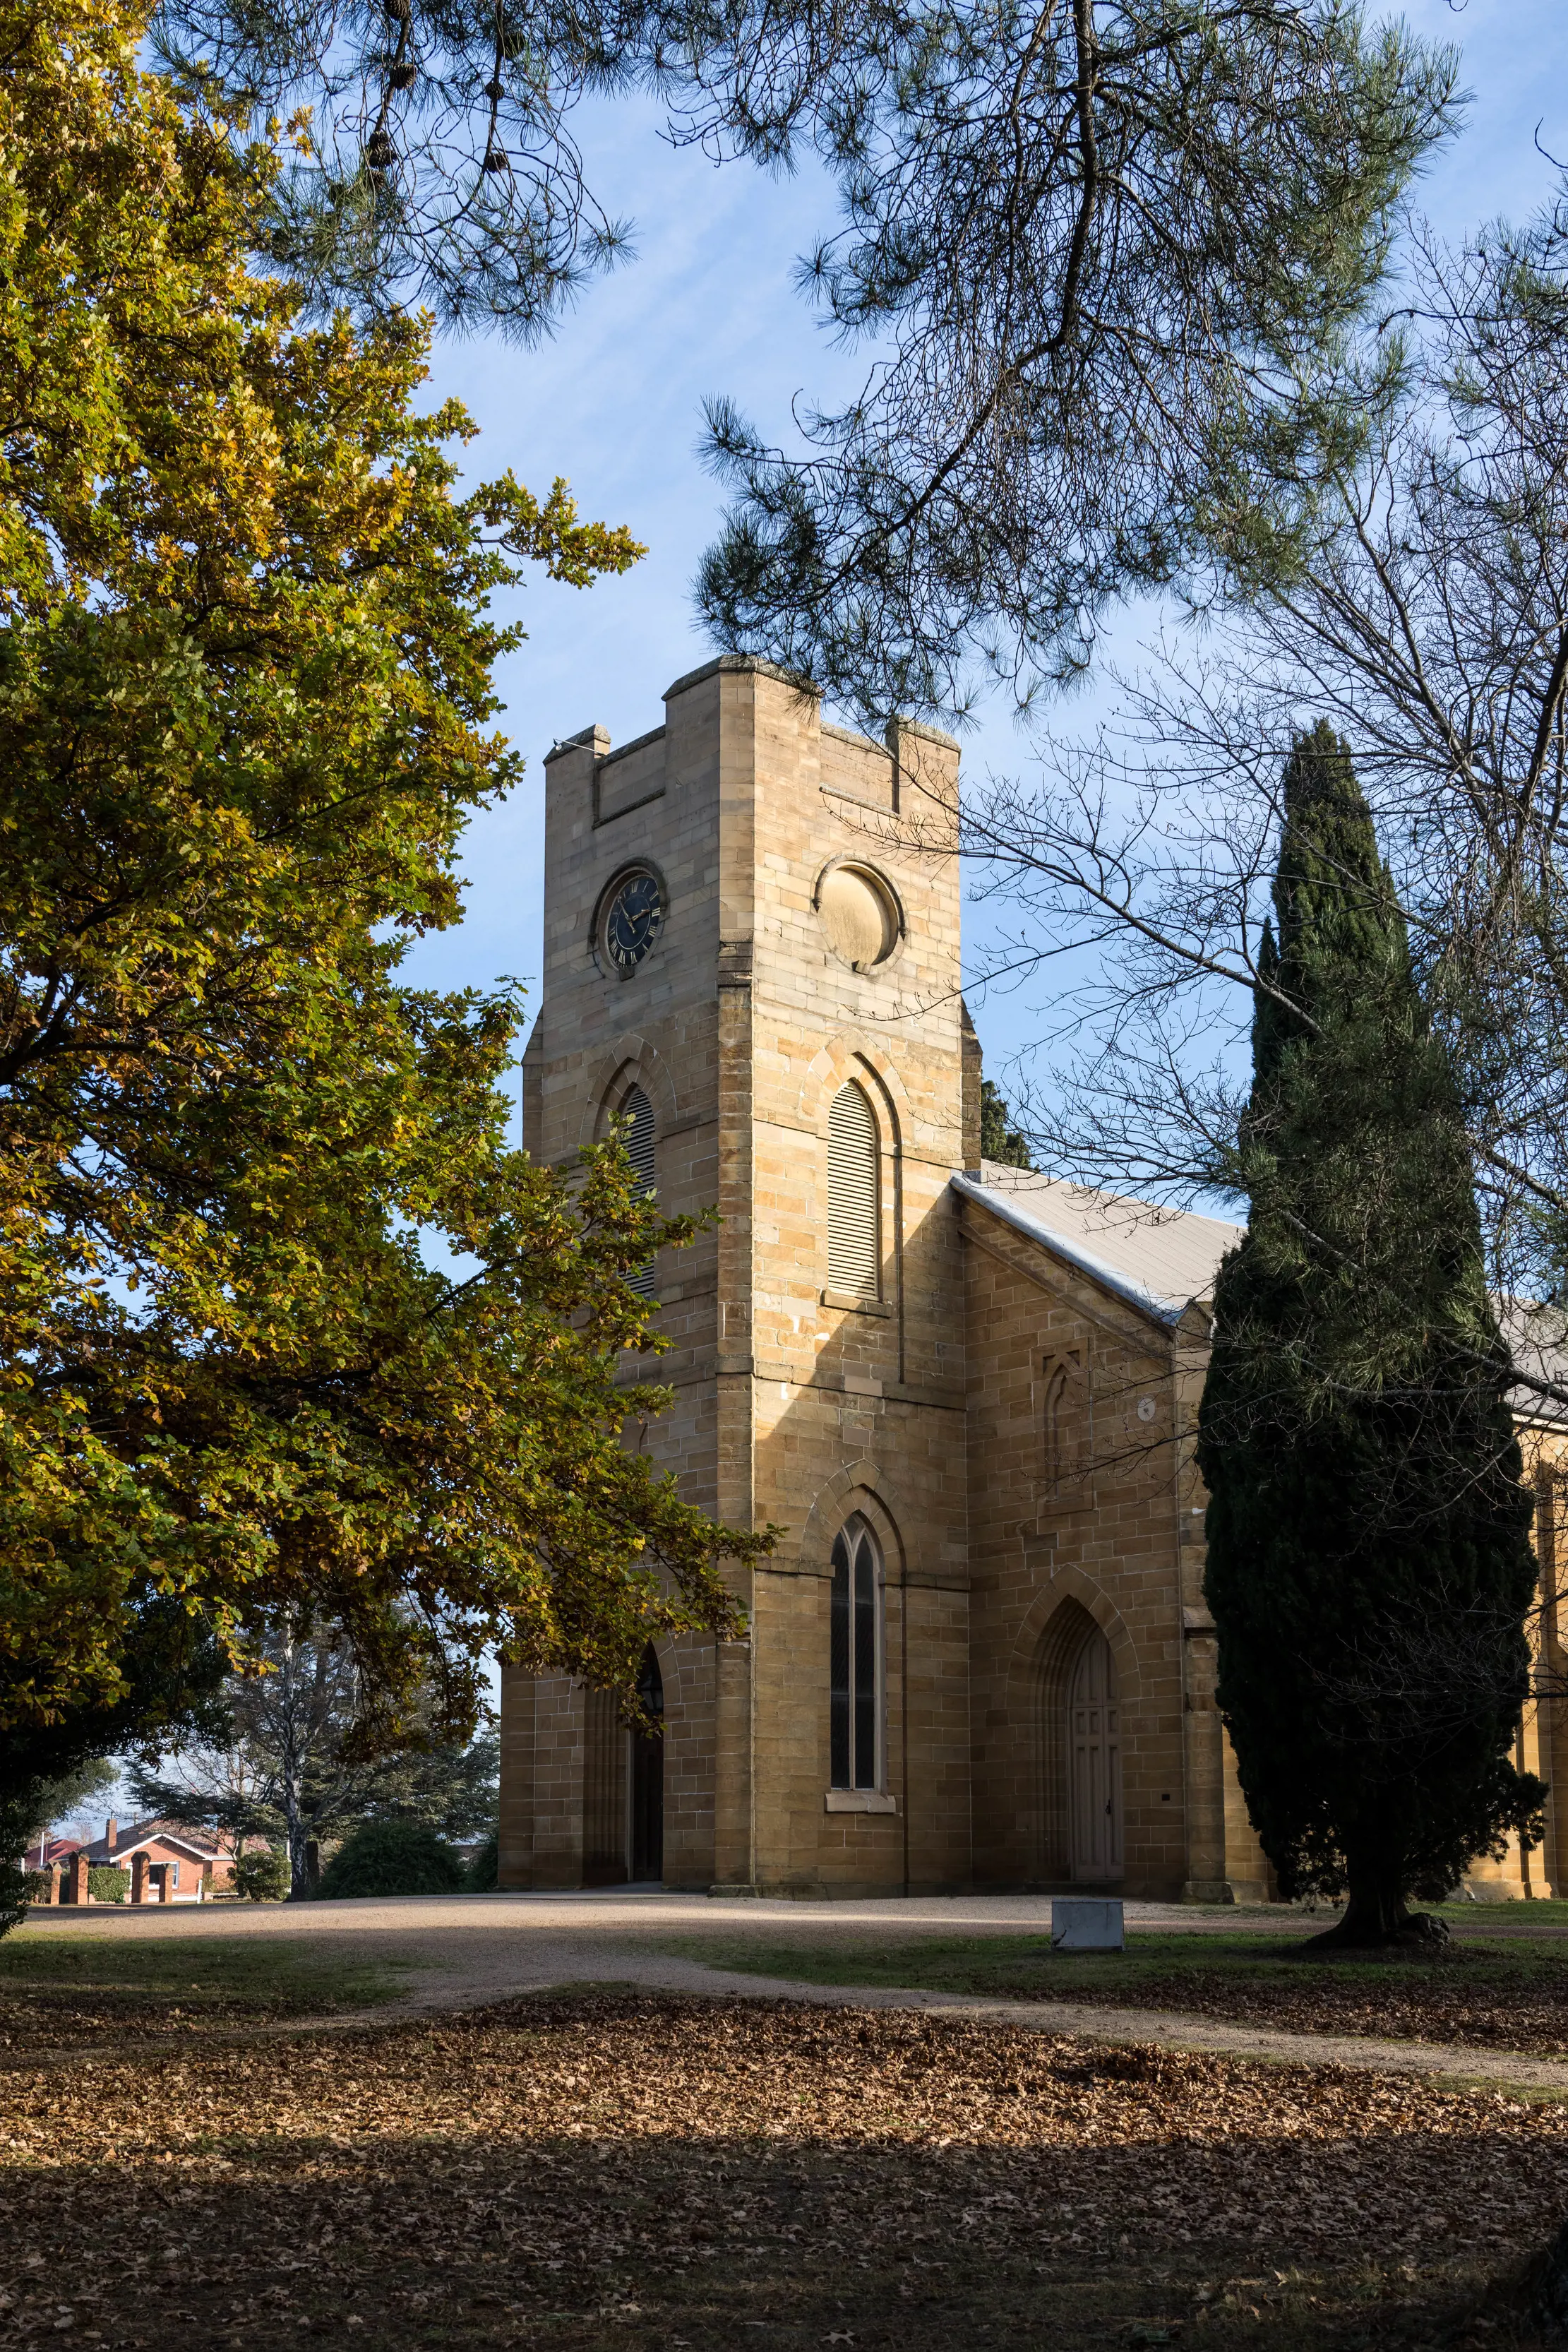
[20,1889,1568,2093]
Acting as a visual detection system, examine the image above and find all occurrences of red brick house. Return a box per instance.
[24,1832,80,1875]
[42,1817,232,1904]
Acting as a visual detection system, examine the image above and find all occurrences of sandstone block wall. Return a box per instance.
[501,659,974,1895]
[958,1193,1273,1902]
[736,674,971,1894]
[499,669,731,1891]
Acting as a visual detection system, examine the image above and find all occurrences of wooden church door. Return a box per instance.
[1069,1630,1123,1880]
[629,1645,664,1882]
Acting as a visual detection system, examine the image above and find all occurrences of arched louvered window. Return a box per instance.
[620,1084,657,1298]
[827,1082,879,1298]
[830,1516,881,1789]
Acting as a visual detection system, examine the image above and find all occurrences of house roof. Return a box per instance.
[954,1165,1240,1326]
[76,1819,225,1867]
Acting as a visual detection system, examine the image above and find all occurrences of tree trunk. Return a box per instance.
[1301,1849,1450,1951]
[276,1641,310,1900]
[282,1770,309,1898]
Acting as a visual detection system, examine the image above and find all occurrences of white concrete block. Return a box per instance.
[1051,1897,1125,1951]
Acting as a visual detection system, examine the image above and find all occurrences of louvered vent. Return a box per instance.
[827,1082,879,1296]
[621,1085,657,1298]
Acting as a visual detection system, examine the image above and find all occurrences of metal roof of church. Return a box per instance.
[1498,1301,1568,1426]
[952,1164,1241,1325]
[955,1164,1568,1419]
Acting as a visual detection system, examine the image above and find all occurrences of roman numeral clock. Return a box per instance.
[601,868,664,974]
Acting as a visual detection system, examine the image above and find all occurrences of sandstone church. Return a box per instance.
[498,655,1556,1903]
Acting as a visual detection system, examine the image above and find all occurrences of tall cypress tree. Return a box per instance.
[1197,724,1542,1945]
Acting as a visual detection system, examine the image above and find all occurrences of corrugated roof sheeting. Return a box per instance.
[956,1166,1568,1426]
[954,1165,1240,1323]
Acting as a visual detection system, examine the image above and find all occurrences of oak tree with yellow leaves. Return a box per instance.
[0,0,763,1915]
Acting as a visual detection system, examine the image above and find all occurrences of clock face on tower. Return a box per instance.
[602,868,665,973]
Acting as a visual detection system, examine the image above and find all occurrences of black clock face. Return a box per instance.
[604,871,664,972]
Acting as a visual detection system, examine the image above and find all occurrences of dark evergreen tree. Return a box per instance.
[315,1819,465,1900]
[980,1080,1034,1169]
[1197,724,1543,1946]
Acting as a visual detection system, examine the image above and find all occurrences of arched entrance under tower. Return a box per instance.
[629,1644,664,1883]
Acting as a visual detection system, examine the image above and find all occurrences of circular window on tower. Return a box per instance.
[597,866,666,977]
[814,863,902,972]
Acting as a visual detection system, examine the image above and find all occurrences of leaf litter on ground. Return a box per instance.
[0,1993,1562,2349]
[658,1930,1568,2059]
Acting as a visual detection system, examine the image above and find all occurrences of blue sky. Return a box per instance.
[405,0,1568,1122]
[71,0,1568,1834]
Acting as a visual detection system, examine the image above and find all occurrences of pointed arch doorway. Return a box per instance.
[628,1645,664,1883]
[1069,1628,1123,1881]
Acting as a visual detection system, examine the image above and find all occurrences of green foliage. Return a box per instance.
[0,1600,229,1813]
[0,1840,37,1936]
[1197,725,1542,1938]
[0,1757,121,1928]
[129,1634,499,1897]
[233,1846,289,1902]
[0,0,766,1813]
[87,1866,128,1903]
[316,1818,465,1899]
[696,8,1457,720]
[22,1760,116,1839]
[0,1596,229,1938]
[978,1082,1033,1170]
[465,1830,499,1892]
[369,1729,498,1839]
[152,0,1455,393]
[134,1642,498,1844]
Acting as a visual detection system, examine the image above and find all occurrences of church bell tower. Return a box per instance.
[498,655,978,1895]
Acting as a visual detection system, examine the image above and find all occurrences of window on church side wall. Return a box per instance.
[618,1085,657,1298]
[1042,1347,1085,1495]
[830,1517,882,1788]
[827,1082,879,1297]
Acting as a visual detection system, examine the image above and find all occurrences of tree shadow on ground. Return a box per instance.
[1,1994,1561,2349]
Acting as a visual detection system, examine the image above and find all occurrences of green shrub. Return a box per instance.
[465,1830,498,1892]
[316,1819,465,1899]
[233,1846,290,1902]
[87,1866,128,1904]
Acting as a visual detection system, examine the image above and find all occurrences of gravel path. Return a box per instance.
[18,1887,1568,2093]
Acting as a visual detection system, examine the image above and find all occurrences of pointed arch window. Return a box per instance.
[619,1084,657,1297]
[827,1081,880,1299]
[830,1516,882,1789]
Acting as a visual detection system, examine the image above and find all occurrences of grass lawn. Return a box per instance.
[1439,1899,1568,1926]
[654,1930,1568,2055]
[0,1991,1560,2349]
[0,1933,414,2048]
